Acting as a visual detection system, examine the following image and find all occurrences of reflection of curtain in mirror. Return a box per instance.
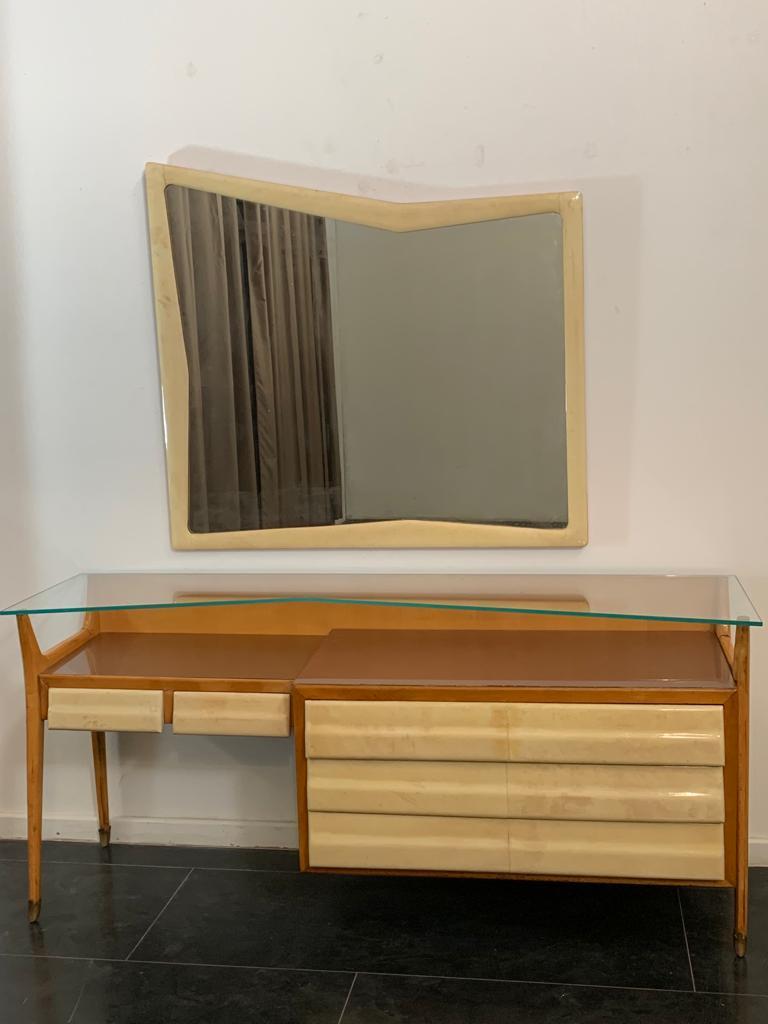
[165,186,341,532]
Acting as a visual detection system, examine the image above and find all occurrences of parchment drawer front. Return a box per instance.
[505,763,724,822]
[307,760,724,823]
[305,701,508,761]
[173,692,290,737]
[308,760,507,817]
[305,701,724,766]
[507,819,724,880]
[308,812,508,872]
[506,704,724,766]
[308,813,724,880]
[47,688,163,733]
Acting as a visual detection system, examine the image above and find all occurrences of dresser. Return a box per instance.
[2,573,760,956]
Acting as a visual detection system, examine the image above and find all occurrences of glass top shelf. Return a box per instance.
[0,573,761,627]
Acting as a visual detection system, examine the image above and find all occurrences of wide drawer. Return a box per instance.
[305,701,725,765]
[47,688,163,732]
[307,760,725,822]
[173,692,290,737]
[308,812,725,880]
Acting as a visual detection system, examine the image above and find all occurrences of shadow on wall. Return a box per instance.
[575,174,643,547]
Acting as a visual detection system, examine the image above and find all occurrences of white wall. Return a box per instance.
[2,1,768,854]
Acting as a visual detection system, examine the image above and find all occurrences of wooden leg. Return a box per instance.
[735,854,748,956]
[734,926,747,957]
[734,824,749,957]
[26,714,44,923]
[91,732,110,847]
[733,625,750,958]
[17,613,100,925]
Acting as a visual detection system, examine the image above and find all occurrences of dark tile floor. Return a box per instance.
[0,840,766,1023]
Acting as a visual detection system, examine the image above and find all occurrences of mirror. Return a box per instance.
[146,165,586,549]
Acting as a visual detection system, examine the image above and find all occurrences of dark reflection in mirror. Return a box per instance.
[166,185,567,534]
[166,186,340,532]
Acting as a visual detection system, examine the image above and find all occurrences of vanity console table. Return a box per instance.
[2,573,760,956]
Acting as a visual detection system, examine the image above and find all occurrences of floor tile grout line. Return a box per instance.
[0,952,355,976]
[677,888,696,992]
[123,867,194,962]
[1,951,752,998]
[337,973,358,1023]
[128,957,353,978]
[0,952,709,993]
[343,970,705,997]
[65,960,93,1024]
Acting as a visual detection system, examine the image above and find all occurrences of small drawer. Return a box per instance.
[172,692,290,737]
[47,688,163,732]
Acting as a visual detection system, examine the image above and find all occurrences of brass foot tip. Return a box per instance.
[98,827,111,849]
[734,932,747,958]
[27,899,41,923]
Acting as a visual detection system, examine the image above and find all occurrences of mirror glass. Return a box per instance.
[165,185,567,534]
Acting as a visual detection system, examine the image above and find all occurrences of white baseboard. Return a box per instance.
[0,814,299,849]
[0,813,765,866]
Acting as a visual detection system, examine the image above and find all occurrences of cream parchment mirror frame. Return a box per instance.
[145,162,587,549]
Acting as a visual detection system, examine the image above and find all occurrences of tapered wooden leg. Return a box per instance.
[733,625,750,958]
[735,852,748,956]
[18,612,100,925]
[734,795,749,957]
[26,714,44,923]
[91,732,110,847]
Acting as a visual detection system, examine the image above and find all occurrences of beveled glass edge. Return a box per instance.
[0,571,762,627]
